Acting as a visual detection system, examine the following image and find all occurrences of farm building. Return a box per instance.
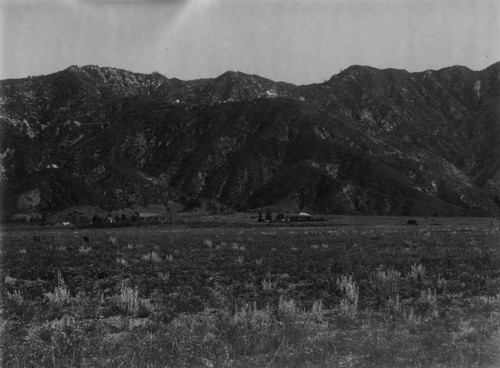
[289,212,313,222]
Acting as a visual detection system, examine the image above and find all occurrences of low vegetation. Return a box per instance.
[1,217,499,367]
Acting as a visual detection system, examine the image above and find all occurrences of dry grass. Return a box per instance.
[1,217,499,367]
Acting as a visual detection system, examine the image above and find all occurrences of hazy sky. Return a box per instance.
[1,0,499,84]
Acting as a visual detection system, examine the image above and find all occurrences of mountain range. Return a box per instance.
[1,62,499,221]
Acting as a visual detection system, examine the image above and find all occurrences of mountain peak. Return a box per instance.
[326,65,383,83]
[218,70,246,78]
[214,70,274,84]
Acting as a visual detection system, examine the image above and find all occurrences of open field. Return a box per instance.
[1,216,500,367]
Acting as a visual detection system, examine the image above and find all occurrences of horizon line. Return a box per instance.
[1,61,499,85]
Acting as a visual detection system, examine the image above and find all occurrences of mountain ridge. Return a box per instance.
[1,62,499,221]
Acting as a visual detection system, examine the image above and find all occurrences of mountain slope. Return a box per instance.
[1,63,499,220]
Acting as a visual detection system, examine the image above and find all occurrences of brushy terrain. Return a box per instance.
[1,217,500,367]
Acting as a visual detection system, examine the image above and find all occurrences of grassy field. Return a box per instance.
[1,216,500,367]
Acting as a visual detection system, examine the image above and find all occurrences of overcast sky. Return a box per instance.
[1,0,499,84]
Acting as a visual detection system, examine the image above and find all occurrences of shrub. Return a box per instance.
[6,290,24,305]
[157,272,170,281]
[408,263,426,282]
[78,245,91,254]
[44,271,71,305]
[231,302,276,355]
[4,274,16,285]
[262,279,273,292]
[437,274,447,290]
[370,267,401,300]
[337,275,359,316]
[116,257,128,266]
[386,293,402,314]
[116,285,139,315]
[310,299,324,322]
[142,251,162,263]
[416,288,438,318]
[114,284,155,316]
